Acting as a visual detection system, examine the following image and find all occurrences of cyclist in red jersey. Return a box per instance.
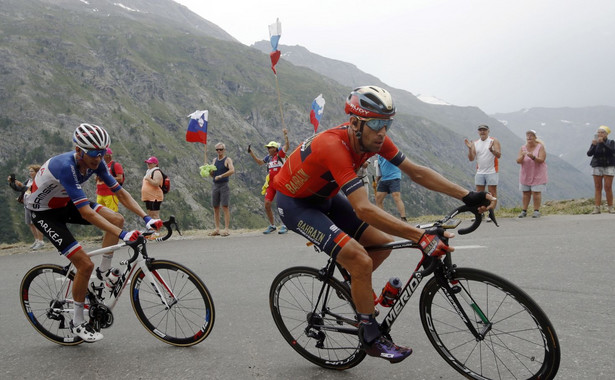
[273,86,495,363]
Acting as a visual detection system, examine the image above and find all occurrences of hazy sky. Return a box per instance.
[173,0,614,114]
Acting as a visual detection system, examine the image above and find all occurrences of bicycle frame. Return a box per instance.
[54,221,180,322]
[312,220,494,342]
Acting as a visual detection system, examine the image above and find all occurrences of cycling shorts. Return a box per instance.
[30,201,102,258]
[276,192,369,259]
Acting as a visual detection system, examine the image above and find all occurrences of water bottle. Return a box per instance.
[377,277,402,307]
[105,268,121,290]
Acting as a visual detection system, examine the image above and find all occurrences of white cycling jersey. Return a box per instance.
[26,151,121,211]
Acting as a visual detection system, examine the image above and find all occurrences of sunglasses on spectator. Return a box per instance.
[356,116,393,132]
[216,148,224,151]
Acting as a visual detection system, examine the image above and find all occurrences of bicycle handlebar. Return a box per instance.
[421,204,498,235]
[141,215,181,241]
[122,216,181,264]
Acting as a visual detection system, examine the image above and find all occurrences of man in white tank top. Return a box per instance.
[464,125,501,210]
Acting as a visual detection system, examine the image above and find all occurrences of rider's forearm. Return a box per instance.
[355,203,423,242]
[407,164,468,200]
[116,189,147,219]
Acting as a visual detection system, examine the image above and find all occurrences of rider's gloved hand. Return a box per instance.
[462,191,490,208]
[418,227,449,257]
[119,229,142,242]
[143,216,163,231]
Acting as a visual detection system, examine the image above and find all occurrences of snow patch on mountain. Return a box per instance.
[417,94,450,106]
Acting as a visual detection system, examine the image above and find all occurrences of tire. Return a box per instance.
[419,267,560,380]
[19,264,83,346]
[269,266,366,370]
[130,260,215,347]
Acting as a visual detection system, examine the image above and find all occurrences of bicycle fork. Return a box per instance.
[141,263,178,310]
[435,267,493,340]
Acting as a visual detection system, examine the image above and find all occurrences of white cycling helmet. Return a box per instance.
[73,123,110,150]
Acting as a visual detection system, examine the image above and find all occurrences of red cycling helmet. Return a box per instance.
[344,86,396,119]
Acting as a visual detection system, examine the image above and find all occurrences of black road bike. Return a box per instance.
[269,206,560,379]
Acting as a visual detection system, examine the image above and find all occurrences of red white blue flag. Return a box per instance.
[310,94,325,133]
[269,18,282,74]
[186,110,208,144]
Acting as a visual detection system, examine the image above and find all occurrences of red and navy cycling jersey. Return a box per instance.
[272,124,403,199]
[26,151,121,211]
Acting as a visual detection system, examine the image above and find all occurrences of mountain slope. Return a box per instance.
[252,42,594,203]
[0,0,594,244]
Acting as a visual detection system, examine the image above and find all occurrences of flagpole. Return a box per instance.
[274,74,287,131]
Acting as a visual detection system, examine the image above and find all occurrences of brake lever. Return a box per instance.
[488,209,499,227]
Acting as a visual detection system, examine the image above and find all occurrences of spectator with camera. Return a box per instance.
[7,165,45,250]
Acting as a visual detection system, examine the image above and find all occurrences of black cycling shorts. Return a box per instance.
[276,192,369,259]
[29,202,100,258]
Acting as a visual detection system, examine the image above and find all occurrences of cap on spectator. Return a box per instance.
[144,156,158,164]
[477,125,489,130]
[106,148,113,155]
[265,141,280,148]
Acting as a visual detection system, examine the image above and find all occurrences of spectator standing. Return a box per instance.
[375,154,407,221]
[210,143,235,236]
[248,128,290,234]
[96,148,124,212]
[516,130,548,218]
[141,156,164,219]
[7,164,45,250]
[587,125,615,214]
[464,124,501,212]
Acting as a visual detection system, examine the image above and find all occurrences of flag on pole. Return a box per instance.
[186,110,208,144]
[310,94,325,133]
[268,18,282,74]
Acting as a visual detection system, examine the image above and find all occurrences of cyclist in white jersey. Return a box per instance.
[26,124,163,342]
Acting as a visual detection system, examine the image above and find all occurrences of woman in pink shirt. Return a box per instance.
[516,130,548,218]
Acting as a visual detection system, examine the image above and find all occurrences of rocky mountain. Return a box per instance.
[0,0,594,244]
[252,42,595,203]
[492,106,615,173]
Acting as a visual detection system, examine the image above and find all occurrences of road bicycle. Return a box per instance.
[269,206,560,379]
[20,216,215,347]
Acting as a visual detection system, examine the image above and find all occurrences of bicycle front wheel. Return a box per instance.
[19,264,83,346]
[419,267,560,380]
[130,260,215,347]
[269,266,366,370]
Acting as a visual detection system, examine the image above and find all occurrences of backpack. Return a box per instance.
[151,169,170,194]
[110,161,124,185]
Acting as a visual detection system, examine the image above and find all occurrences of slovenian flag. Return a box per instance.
[310,94,325,133]
[186,110,208,144]
[269,18,282,74]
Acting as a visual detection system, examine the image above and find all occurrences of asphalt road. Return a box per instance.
[1,213,614,379]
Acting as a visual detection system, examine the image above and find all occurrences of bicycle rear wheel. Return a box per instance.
[269,266,366,370]
[130,260,214,347]
[419,267,560,380]
[19,264,83,345]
